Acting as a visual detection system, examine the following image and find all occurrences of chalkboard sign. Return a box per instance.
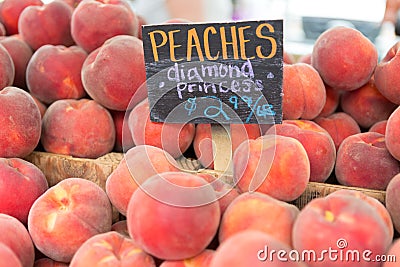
[142,20,283,124]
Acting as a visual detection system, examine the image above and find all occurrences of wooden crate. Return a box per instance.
[24,151,386,211]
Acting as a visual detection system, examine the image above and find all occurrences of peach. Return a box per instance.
[282,63,326,120]
[26,45,87,104]
[31,94,47,118]
[292,194,391,267]
[219,192,299,247]
[317,85,340,117]
[385,173,400,233]
[106,145,180,215]
[160,249,215,267]
[69,231,156,267]
[18,0,74,51]
[111,220,129,237]
[385,106,400,161]
[41,98,116,158]
[298,53,311,64]
[0,0,42,35]
[340,78,397,129]
[0,35,32,89]
[71,0,139,53]
[233,134,310,201]
[314,112,361,150]
[0,86,41,158]
[0,43,14,89]
[0,22,5,36]
[0,213,35,267]
[128,99,196,158]
[283,51,295,64]
[0,157,48,224]
[382,238,400,267]
[81,35,147,111]
[369,120,387,135]
[193,123,261,169]
[210,230,306,267]
[34,258,69,267]
[0,243,22,267]
[266,120,336,182]
[127,172,220,260]
[311,26,378,91]
[28,178,113,263]
[110,110,134,152]
[335,132,399,190]
[375,41,400,104]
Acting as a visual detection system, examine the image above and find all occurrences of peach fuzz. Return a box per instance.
[193,123,261,169]
[385,106,400,161]
[0,213,35,267]
[375,41,400,104]
[28,178,113,263]
[218,192,299,247]
[385,173,400,233]
[311,26,378,91]
[41,98,115,159]
[0,243,22,267]
[26,44,87,104]
[266,120,336,183]
[0,35,32,89]
[127,172,220,260]
[71,0,139,53]
[0,157,48,224]
[128,99,195,158]
[369,120,387,135]
[335,132,399,190]
[0,43,14,89]
[282,63,326,120]
[160,249,215,267]
[81,35,146,111]
[382,238,400,267]
[292,194,391,267]
[328,189,394,240]
[317,85,340,117]
[18,0,74,51]
[0,0,42,35]
[233,134,310,202]
[340,78,397,129]
[34,258,69,267]
[0,86,41,158]
[210,230,306,267]
[314,112,361,151]
[69,231,156,267]
[106,145,180,215]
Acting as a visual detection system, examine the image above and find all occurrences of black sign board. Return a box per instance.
[142,20,283,124]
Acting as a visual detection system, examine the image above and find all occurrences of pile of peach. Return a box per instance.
[2,0,400,266]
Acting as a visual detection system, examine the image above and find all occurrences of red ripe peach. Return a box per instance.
[0,213,35,267]
[18,0,74,51]
[28,178,113,263]
[106,145,180,215]
[34,258,69,267]
[385,173,400,233]
[292,194,391,267]
[233,134,310,201]
[127,172,220,260]
[311,26,378,91]
[110,110,134,152]
[335,132,399,190]
[317,85,340,117]
[0,0,42,35]
[382,238,400,267]
[81,35,146,111]
[219,192,299,247]
[385,106,400,161]
[314,112,361,151]
[0,22,5,36]
[128,99,196,158]
[0,35,32,89]
[26,45,87,104]
[30,94,47,118]
[160,249,215,267]
[0,243,22,267]
[298,53,311,64]
[193,123,261,169]
[266,120,336,183]
[69,231,156,267]
[282,63,326,120]
[340,78,397,129]
[0,86,41,158]
[111,220,129,237]
[71,0,138,53]
[369,120,387,135]
[41,99,116,159]
[0,43,14,89]
[375,41,400,104]
[210,230,306,267]
[0,158,48,224]
[283,51,295,64]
